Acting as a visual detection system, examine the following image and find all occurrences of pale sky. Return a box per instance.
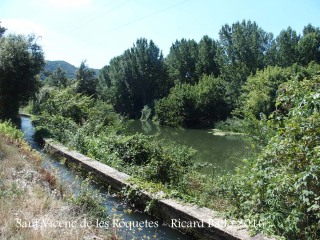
[1,0,319,69]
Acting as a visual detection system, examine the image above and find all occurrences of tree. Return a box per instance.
[155,83,195,126]
[275,27,300,67]
[195,75,228,122]
[76,61,98,97]
[100,38,168,118]
[218,20,271,75]
[196,35,220,77]
[46,66,68,88]
[155,75,228,127]
[165,39,199,85]
[0,22,6,37]
[0,34,44,120]
[298,24,320,65]
[96,65,112,101]
[235,66,292,118]
[217,20,273,108]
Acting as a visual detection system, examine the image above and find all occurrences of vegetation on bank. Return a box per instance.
[0,121,115,239]
[226,71,320,239]
[31,87,213,205]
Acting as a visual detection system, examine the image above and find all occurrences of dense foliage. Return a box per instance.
[155,75,228,127]
[45,66,69,88]
[165,38,199,85]
[96,21,320,127]
[217,20,273,107]
[0,23,5,37]
[99,38,169,118]
[236,63,320,119]
[0,33,44,120]
[226,71,320,239]
[76,61,98,97]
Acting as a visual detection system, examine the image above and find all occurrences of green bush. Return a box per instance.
[106,133,156,165]
[236,63,320,119]
[140,105,153,121]
[85,132,196,185]
[70,179,109,220]
[154,83,193,126]
[0,121,24,139]
[36,114,78,143]
[142,142,196,184]
[155,75,228,127]
[35,88,93,124]
[214,118,244,133]
[229,71,320,239]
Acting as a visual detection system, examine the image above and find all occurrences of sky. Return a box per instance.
[1,0,320,69]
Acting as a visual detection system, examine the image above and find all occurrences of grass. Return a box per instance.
[0,128,118,239]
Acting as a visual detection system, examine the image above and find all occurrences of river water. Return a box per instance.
[20,116,191,240]
[128,120,248,174]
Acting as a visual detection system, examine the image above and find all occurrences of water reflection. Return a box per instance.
[129,120,249,174]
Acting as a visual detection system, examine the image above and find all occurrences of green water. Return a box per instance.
[128,121,249,174]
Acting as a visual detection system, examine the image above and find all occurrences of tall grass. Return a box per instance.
[0,122,116,239]
[0,120,24,139]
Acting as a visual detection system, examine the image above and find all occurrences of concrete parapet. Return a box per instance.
[43,138,273,240]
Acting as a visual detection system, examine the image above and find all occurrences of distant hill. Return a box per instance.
[44,60,78,79]
[44,60,100,79]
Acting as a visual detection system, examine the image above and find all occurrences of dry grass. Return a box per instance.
[0,136,117,240]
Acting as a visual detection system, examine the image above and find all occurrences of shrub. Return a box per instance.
[85,133,196,185]
[155,75,228,127]
[0,121,24,140]
[229,71,320,239]
[70,179,109,220]
[140,105,153,121]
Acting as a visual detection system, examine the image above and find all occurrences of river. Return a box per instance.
[128,120,248,174]
[20,116,192,240]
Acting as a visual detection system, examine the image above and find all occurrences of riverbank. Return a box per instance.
[0,122,115,239]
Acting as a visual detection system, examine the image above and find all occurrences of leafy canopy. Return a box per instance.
[100,38,169,118]
[0,34,44,120]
